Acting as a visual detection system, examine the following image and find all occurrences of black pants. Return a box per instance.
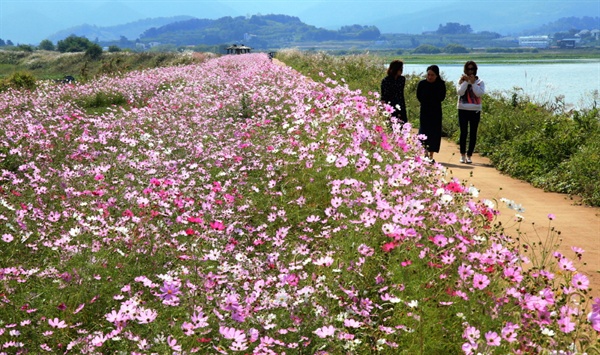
[458,109,481,156]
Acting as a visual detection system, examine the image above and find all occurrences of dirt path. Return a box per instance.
[433,135,600,298]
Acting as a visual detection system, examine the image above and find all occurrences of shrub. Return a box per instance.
[38,39,55,51]
[444,43,469,53]
[85,44,103,60]
[0,70,37,91]
[413,44,441,54]
[75,91,128,114]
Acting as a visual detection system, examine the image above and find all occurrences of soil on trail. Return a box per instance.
[433,135,600,299]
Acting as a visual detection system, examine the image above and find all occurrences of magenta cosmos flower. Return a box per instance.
[159,281,181,301]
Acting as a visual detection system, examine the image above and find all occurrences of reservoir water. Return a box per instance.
[402,61,600,110]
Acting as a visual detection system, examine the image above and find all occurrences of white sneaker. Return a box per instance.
[460,155,466,163]
[466,156,472,164]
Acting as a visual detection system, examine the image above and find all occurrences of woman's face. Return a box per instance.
[465,64,476,75]
[426,70,437,83]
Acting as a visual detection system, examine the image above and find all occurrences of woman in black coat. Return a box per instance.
[380,59,407,125]
[417,65,446,162]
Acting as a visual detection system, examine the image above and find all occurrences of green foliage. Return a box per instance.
[17,44,34,52]
[38,39,55,51]
[0,70,37,91]
[85,43,103,60]
[276,49,386,94]
[413,44,442,54]
[74,91,128,114]
[540,110,600,205]
[0,143,23,176]
[108,45,121,53]
[138,14,382,48]
[57,35,94,53]
[0,51,209,83]
[444,43,469,53]
[437,22,473,35]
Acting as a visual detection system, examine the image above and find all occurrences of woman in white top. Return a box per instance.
[456,61,485,164]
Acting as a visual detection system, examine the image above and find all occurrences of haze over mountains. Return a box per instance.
[1,0,598,45]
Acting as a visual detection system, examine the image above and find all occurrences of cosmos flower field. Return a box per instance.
[0,53,598,354]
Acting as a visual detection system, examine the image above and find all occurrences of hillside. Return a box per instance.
[47,16,195,43]
[137,15,381,48]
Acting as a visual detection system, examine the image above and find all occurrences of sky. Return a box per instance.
[1,0,599,45]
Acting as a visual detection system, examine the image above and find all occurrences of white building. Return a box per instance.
[518,36,550,48]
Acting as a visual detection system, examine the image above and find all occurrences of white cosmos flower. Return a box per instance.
[407,300,419,308]
[440,194,453,204]
[468,186,479,197]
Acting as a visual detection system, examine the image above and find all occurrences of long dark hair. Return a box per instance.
[387,60,404,77]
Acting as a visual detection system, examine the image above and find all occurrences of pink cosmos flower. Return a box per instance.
[430,234,448,247]
[501,322,519,343]
[285,273,299,286]
[592,298,600,314]
[557,258,576,272]
[571,273,590,290]
[314,325,336,338]
[167,335,182,351]
[462,326,480,342]
[458,264,474,280]
[314,256,334,266]
[330,196,343,208]
[159,281,181,301]
[462,342,477,355]
[48,318,67,329]
[343,319,362,328]
[485,331,501,346]
[588,309,600,331]
[219,326,246,343]
[381,241,397,252]
[2,234,14,243]
[210,220,226,230]
[557,316,576,333]
[136,308,158,324]
[472,273,490,290]
[503,266,523,283]
[358,244,374,256]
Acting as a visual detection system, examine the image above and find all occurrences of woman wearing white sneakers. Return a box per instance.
[456,61,485,164]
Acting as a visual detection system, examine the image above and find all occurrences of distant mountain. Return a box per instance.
[3,0,598,44]
[137,15,381,48]
[0,0,237,44]
[47,16,195,43]
[374,0,599,35]
[522,16,600,35]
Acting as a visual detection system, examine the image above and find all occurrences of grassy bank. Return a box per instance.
[276,49,600,207]
[0,50,211,83]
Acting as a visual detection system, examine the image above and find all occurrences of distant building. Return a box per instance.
[226,44,252,54]
[518,36,550,48]
[557,38,579,49]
